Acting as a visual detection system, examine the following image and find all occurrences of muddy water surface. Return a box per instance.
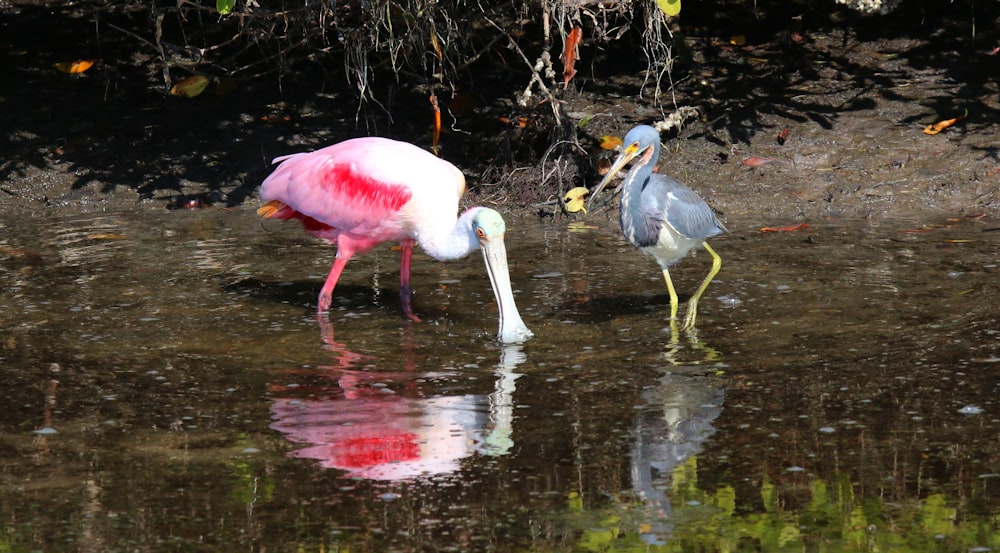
[1,207,998,552]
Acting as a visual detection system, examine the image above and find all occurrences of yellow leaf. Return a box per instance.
[655,0,681,16]
[598,135,623,150]
[429,31,443,62]
[54,59,96,74]
[563,187,590,214]
[730,35,746,46]
[170,74,211,98]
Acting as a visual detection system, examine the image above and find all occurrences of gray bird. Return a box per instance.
[587,125,726,330]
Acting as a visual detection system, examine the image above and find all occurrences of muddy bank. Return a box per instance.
[1,4,998,223]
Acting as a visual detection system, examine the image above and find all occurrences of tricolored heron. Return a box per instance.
[587,125,726,330]
[258,136,533,343]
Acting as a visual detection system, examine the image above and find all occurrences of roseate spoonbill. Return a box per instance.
[258,137,533,343]
[586,125,726,330]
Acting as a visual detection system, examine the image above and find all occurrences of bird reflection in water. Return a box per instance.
[269,317,527,480]
[630,369,725,545]
[661,326,723,366]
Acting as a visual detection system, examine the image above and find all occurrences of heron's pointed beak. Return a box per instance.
[481,236,533,343]
[586,144,641,211]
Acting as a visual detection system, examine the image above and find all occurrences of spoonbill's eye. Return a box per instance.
[476,228,487,239]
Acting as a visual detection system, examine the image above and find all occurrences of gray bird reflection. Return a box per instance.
[269,322,526,481]
[630,368,725,544]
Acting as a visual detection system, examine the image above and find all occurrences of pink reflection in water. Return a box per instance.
[270,322,525,481]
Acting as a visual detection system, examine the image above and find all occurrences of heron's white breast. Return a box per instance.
[640,223,703,268]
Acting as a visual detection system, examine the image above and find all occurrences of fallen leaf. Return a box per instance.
[563,187,590,214]
[598,135,623,150]
[170,74,211,98]
[760,223,808,233]
[923,109,968,135]
[729,35,746,46]
[498,115,530,128]
[655,0,681,17]
[742,156,777,168]
[777,127,790,145]
[560,26,582,88]
[54,59,97,74]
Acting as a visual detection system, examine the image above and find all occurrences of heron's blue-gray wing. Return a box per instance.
[643,175,726,241]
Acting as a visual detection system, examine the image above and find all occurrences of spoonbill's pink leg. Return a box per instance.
[319,237,365,312]
[398,240,421,322]
[318,253,352,313]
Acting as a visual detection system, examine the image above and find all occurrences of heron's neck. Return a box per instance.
[620,146,660,248]
[417,207,481,261]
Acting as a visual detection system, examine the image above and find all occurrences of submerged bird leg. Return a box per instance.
[398,240,421,322]
[660,266,681,326]
[320,236,367,313]
[681,242,723,331]
[319,255,351,313]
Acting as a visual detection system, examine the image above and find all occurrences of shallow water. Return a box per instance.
[1,207,998,552]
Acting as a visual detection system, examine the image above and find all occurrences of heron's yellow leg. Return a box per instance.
[661,267,680,324]
[681,242,722,331]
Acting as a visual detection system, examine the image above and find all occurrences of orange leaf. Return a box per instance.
[777,127,790,145]
[760,223,808,233]
[498,116,530,128]
[598,135,623,150]
[561,26,582,88]
[54,59,96,74]
[923,109,967,135]
[729,35,746,46]
[742,156,777,168]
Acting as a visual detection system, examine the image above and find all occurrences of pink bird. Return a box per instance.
[257,136,533,343]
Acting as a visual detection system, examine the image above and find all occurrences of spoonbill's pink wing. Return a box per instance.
[260,137,464,243]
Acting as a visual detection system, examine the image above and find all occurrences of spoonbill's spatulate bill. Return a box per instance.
[587,125,726,330]
[258,136,533,343]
